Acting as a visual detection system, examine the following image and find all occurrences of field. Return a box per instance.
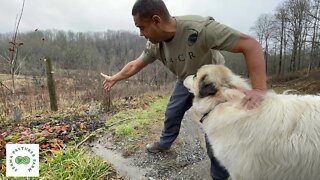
[0,68,319,179]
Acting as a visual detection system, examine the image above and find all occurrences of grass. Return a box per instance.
[106,96,169,152]
[115,124,134,136]
[1,94,170,179]
[39,148,115,180]
[1,91,171,179]
[106,97,168,138]
[1,148,115,180]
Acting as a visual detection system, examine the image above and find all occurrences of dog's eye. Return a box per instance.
[200,74,207,82]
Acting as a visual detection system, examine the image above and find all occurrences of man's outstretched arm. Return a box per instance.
[101,58,148,92]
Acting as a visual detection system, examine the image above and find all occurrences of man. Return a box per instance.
[101,0,267,179]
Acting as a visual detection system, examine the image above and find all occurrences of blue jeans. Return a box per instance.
[158,80,230,180]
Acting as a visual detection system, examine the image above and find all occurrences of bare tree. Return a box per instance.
[286,0,310,72]
[251,14,275,74]
[275,4,289,75]
[249,0,320,76]
[0,0,26,121]
[307,0,320,74]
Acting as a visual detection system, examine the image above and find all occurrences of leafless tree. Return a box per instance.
[0,0,26,121]
[286,0,310,71]
[251,13,275,74]
[274,3,290,75]
[307,0,320,74]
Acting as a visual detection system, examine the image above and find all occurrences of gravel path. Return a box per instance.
[90,109,212,180]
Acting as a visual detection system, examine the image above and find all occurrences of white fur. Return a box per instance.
[184,65,320,180]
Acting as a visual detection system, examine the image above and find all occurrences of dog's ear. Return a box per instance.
[199,81,217,98]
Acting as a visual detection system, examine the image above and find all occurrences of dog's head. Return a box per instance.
[184,65,251,97]
[183,65,251,114]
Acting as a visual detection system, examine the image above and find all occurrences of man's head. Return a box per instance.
[132,0,170,21]
[132,0,174,44]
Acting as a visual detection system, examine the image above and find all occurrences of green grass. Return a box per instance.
[149,97,168,113]
[115,124,134,136]
[1,148,114,180]
[106,96,169,140]
[39,148,114,180]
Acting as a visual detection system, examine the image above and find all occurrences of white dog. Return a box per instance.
[183,64,320,180]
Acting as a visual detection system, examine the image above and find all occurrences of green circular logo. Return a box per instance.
[7,145,39,176]
[15,156,31,165]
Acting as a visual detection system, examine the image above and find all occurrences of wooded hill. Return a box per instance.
[1,0,319,81]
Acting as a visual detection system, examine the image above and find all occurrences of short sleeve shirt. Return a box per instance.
[139,15,241,80]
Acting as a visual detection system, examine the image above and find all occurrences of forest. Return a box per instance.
[251,0,320,75]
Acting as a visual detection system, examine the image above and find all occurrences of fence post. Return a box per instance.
[44,57,58,111]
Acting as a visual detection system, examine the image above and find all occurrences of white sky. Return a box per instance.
[0,0,284,34]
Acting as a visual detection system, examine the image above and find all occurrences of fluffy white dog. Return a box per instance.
[183,64,320,180]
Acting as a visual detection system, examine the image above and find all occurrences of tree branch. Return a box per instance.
[0,81,13,94]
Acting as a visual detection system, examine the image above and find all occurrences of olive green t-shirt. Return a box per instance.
[139,15,241,80]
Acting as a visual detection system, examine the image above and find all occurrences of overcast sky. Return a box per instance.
[0,0,284,35]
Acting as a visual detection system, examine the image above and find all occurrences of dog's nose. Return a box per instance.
[183,75,194,89]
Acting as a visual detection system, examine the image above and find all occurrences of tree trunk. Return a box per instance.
[278,18,284,75]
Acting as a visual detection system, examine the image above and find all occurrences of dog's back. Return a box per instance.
[184,64,320,180]
[204,92,320,180]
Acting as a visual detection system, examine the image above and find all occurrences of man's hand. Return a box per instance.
[101,73,116,92]
[241,89,266,110]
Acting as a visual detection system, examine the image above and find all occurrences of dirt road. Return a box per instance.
[91,109,212,180]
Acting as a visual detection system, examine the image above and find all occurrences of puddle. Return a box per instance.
[91,142,148,180]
